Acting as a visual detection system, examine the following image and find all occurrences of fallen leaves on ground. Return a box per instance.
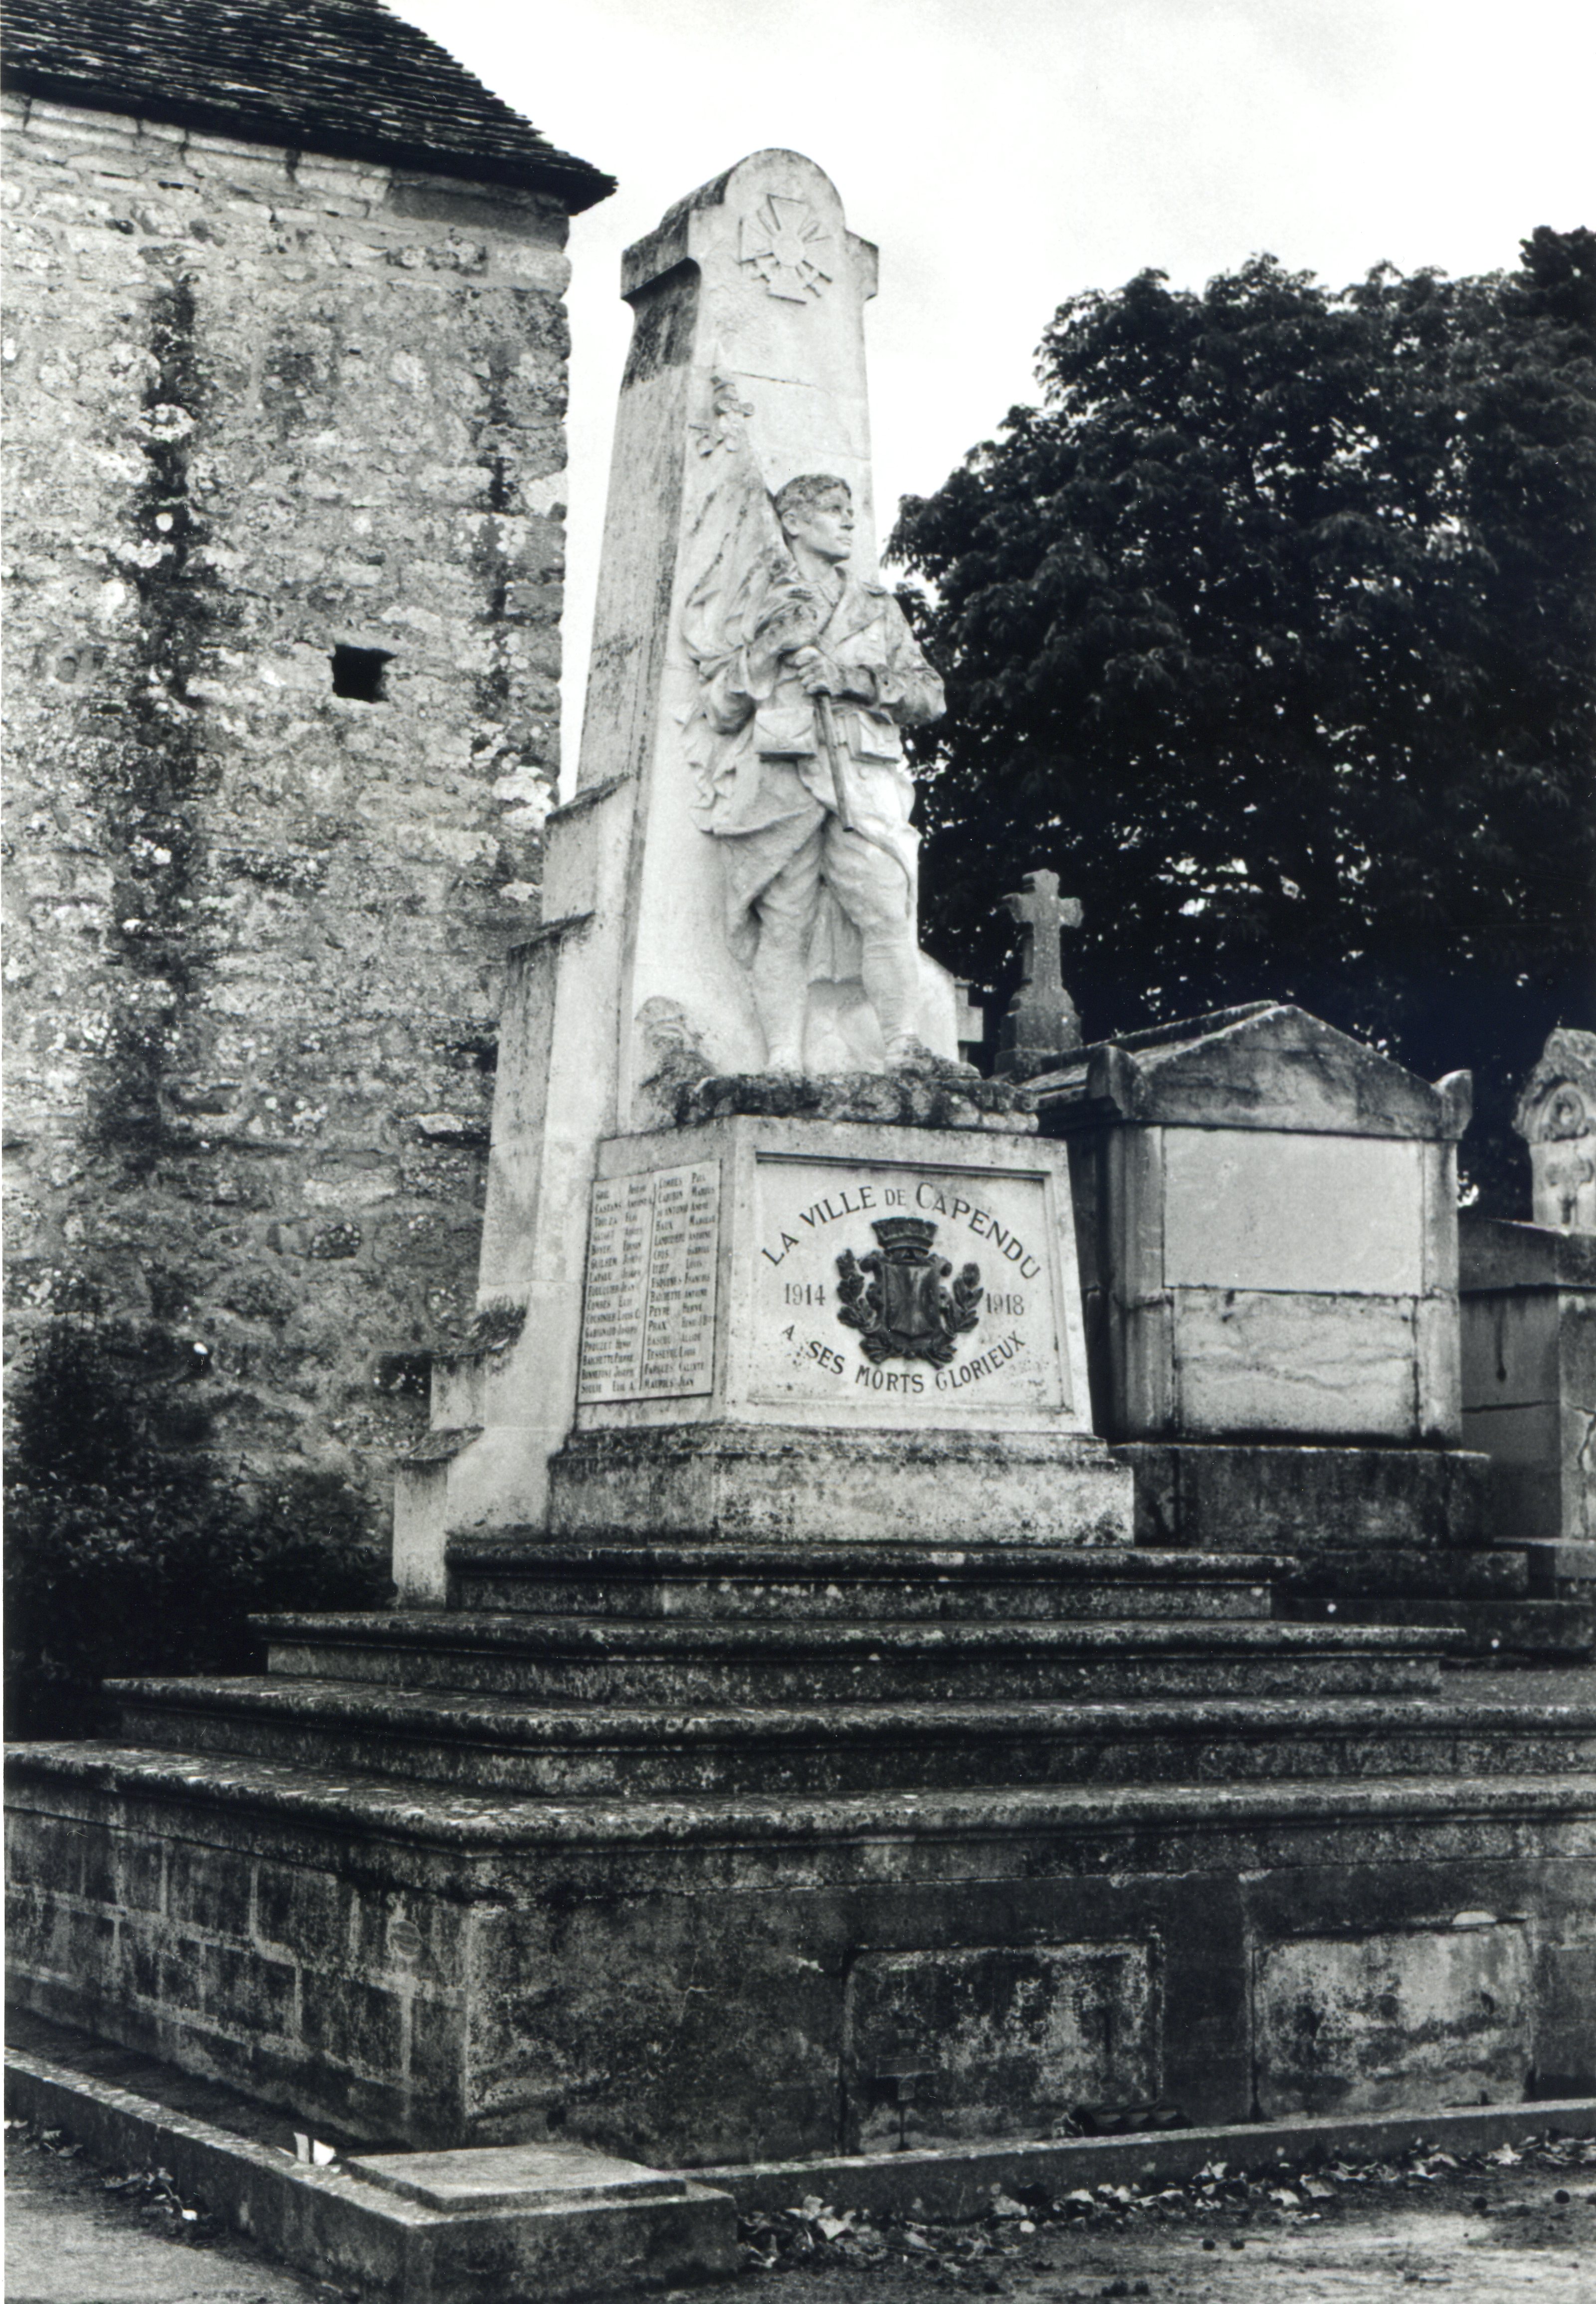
[6,2118,215,2241]
[736,2129,1596,2281]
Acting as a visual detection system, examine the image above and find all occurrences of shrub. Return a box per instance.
[4,1320,390,1740]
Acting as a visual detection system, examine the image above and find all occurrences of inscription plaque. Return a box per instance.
[749,1154,1068,1415]
[577,1161,719,1403]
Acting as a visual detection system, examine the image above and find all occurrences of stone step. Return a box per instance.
[1285,1595,1596,1662]
[444,1538,1281,1621]
[1281,1547,1531,1599]
[14,1736,1594,1859]
[110,1676,1596,1799]
[1509,1540,1596,1594]
[256,1611,1459,1703]
[4,2011,737,2301]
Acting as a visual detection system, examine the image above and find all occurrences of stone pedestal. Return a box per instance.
[544,1112,1126,1543]
[1123,1440,1490,1552]
[1034,1003,1470,1449]
[1461,1216,1596,1541]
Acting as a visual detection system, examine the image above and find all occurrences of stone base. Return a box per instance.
[698,2096,1596,2222]
[12,2012,1595,2294]
[8,1742,1596,2161]
[547,1421,1133,1545]
[1121,1443,1491,1551]
[1460,1217,1596,1542]
[4,2011,737,2304]
[671,1061,1033,1133]
[10,1446,1591,2189]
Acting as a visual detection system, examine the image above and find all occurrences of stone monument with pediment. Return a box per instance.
[394,150,1129,1584]
[1517,1028,1596,1232]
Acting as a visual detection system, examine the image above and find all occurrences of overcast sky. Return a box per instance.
[397,0,1593,778]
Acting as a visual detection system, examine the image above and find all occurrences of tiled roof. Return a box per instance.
[0,0,613,212]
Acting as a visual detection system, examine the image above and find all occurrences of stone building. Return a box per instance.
[1,3,610,1527]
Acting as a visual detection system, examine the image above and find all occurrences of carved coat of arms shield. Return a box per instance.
[835,1216,982,1367]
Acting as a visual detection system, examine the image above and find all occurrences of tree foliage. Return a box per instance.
[893,229,1595,1204]
[4,1321,389,1739]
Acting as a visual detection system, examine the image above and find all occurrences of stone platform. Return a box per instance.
[548,1425,1128,1546]
[1120,1442,1596,1661]
[4,2007,738,2304]
[9,1538,1596,2172]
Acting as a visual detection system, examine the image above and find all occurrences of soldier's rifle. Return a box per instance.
[810,685,913,916]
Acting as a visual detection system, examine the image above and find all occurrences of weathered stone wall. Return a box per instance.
[2,92,571,1516]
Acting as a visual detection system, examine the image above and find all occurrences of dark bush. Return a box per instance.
[4,1320,390,1740]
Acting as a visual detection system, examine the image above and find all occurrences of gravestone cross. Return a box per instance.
[995,868,1083,1079]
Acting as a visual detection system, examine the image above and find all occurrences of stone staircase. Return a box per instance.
[105,1533,1596,1801]
[109,1537,1592,1811]
[1275,1540,1596,1662]
[12,1527,1594,2167]
[113,1542,1467,1761]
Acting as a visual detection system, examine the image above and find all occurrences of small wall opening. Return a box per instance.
[331,645,393,702]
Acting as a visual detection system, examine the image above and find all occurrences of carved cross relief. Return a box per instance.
[739,194,833,301]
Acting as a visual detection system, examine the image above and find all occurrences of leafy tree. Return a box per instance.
[893,229,1595,1206]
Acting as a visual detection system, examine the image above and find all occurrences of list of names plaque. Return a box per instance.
[577,1161,719,1404]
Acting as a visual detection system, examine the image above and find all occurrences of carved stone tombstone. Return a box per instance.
[1517,1028,1596,1231]
[995,867,1083,1078]
[1026,1002,1481,1547]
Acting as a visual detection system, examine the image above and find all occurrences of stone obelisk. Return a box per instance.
[394,154,1123,1589]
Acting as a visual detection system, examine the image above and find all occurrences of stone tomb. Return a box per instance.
[1033,1002,1489,1552]
[549,1114,1122,1543]
[1037,1002,1468,1448]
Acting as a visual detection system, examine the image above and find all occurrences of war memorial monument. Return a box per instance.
[8,148,1596,2302]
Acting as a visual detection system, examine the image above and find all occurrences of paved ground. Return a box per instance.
[7,2116,1594,2303]
[5,2120,348,2304]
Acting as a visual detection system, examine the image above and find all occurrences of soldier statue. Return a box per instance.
[684,469,945,1072]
